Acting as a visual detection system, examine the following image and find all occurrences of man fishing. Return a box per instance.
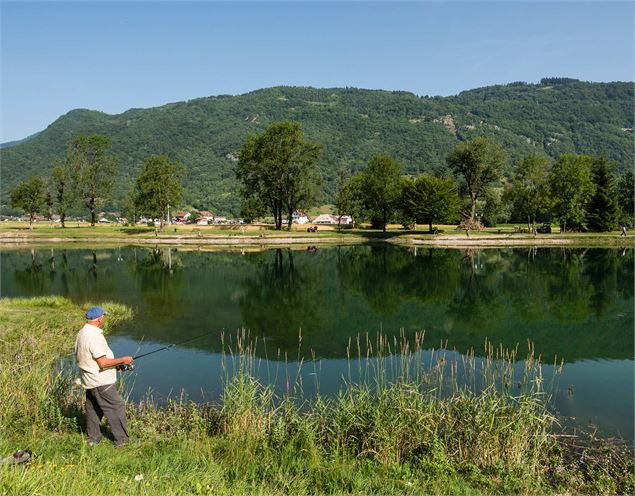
[74,306,133,447]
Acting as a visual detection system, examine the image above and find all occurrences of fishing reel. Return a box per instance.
[116,363,135,372]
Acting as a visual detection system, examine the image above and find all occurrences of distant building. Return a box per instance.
[194,210,214,225]
[291,210,309,224]
[313,214,338,225]
[173,212,191,224]
[336,215,353,225]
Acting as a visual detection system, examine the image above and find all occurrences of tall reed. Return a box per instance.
[212,329,561,477]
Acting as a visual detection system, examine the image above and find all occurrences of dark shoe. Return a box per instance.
[0,450,32,465]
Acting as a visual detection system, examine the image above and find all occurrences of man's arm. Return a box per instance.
[95,355,134,370]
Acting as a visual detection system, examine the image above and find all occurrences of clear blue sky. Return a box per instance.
[1,1,633,143]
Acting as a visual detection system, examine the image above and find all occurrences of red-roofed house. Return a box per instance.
[173,212,191,224]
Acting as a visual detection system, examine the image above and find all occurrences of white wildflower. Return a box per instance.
[134,474,144,482]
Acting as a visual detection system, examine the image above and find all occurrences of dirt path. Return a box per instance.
[0,231,632,248]
[0,234,362,246]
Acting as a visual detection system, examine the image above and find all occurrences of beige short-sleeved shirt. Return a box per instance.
[75,323,117,389]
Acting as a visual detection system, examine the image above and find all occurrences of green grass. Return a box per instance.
[1,297,633,494]
[2,220,633,240]
[0,224,632,253]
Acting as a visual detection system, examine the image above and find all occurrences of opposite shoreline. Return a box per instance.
[0,233,632,249]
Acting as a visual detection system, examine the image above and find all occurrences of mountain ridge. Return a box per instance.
[2,79,633,215]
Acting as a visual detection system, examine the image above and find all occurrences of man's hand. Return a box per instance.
[96,355,134,370]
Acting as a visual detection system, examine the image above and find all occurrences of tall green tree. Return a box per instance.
[506,154,552,230]
[480,187,509,227]
[549,154,595,232]
[339,174,366,228]
[617,170,634,227]
[68,134,118,226]
[360,155,403,232]
[44,188,53,225]
[51,158,74,228]
[240,196,267,223]
[334,165,351,230]
[401,175,459,231]
[122,188,139,226]
[10,176,48,229]
[135,155,186,229]
[446,137,507,223]
[237,121,322,230]
[586,156,619,232]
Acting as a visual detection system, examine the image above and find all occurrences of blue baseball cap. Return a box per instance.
[85,306,109,320]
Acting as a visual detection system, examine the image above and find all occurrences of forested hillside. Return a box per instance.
[2,78,632,215]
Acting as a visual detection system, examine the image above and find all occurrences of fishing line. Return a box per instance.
[121,330,216,370]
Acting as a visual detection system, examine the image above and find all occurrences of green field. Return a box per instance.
[0,221,632,247]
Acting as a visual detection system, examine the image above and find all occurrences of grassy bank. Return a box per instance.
[1,297,632,494]
[0,221,633,248]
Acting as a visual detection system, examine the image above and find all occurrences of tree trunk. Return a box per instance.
[89,197,96,227]
[287,207,293,231]
[274,206,282,230]
[274,248,282,271]
[382,208,387,233]
[59,183,66,228]
[90,250,97,279]
[29,212,34,230]
[470,194,477,222]
[429,221,433,232]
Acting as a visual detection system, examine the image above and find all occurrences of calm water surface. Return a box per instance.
[1,245,633,439]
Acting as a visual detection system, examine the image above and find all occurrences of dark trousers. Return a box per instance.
[85,384,129,446]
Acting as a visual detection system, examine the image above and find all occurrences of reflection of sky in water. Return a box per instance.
[552,359,634,439]
[2,245,634,440]
[111,336,635,441]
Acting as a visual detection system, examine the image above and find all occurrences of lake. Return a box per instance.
[1,244,633,440]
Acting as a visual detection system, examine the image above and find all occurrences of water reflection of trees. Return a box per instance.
[337,246,633,361]
[3,246,633,362]
[126,247,186,321]
[338,246,462,314]
[239,249,322,353]
[448,249,506,330]
[11,248,123,297]
[12,249,49,294]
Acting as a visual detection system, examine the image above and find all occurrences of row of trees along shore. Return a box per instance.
[9,134,185,229]
[237,122,633,233]
[9,122,635,232]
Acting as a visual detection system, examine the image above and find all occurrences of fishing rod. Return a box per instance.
[119,330,215,371]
